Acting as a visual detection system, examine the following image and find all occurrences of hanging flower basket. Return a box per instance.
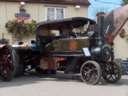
[5,20,36,41]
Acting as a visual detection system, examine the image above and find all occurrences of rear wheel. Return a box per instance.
[0,46,14,81]
[102,61,122,83]
[11,49,24,77]
[80,60,101,85]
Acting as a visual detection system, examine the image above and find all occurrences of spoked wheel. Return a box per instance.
[0,47,14,81]
[102,61,122,83]
[80,60,101,85]
[102,45,113,61]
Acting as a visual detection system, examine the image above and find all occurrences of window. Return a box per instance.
[46,7,64,21]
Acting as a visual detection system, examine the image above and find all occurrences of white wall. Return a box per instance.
[0,2,87,43]
[114,35,128,59]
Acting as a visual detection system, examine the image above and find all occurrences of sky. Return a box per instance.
[88,0,123,20]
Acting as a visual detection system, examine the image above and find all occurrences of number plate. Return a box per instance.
[83,48,91,56]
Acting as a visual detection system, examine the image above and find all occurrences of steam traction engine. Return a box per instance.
[34,15,122,85]
[1,4,128,84]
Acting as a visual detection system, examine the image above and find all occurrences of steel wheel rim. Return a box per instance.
[81,62,99,84]
[103,62,121,82]
[0,47,13,78]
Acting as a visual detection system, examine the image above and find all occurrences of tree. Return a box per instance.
[123,0,128,4]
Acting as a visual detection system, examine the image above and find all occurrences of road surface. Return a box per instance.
[0,72,128,96]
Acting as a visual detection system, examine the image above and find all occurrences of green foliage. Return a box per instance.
[123,0,128,4]
[5,20,36,39]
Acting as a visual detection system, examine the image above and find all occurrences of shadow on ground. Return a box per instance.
[0,72,127,88]
[0,72,82,88]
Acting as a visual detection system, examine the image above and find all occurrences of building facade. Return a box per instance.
[0,0,88,42]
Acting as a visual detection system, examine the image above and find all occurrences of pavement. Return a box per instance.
[0,72,128,96]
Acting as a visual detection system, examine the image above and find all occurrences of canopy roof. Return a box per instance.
[36,17,95,31]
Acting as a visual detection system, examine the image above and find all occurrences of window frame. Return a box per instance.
[45,7,65,21]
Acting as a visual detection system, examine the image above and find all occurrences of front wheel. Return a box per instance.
[80,60,101,85]
[102,61,122,83]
